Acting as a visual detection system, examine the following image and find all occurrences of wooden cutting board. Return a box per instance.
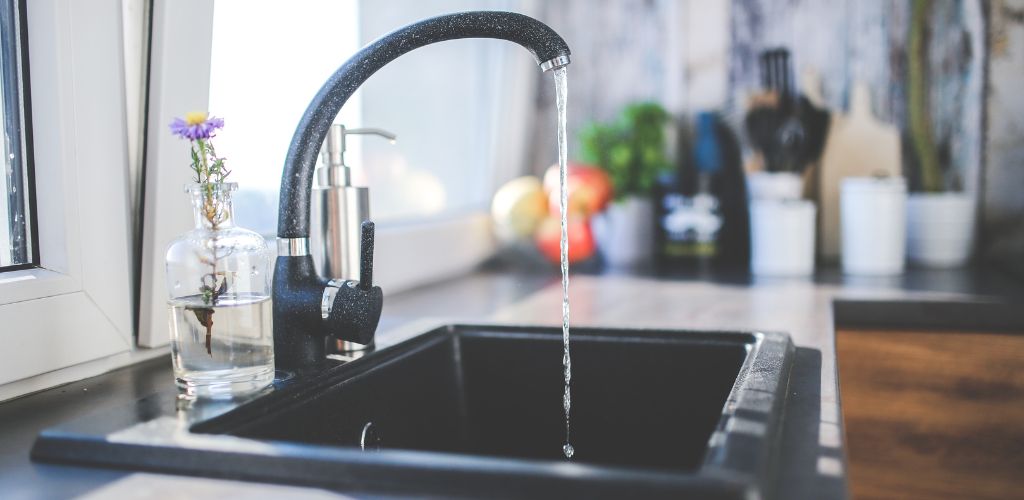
[818,82,901,260]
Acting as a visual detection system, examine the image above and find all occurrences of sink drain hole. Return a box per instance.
[360,421,382,451]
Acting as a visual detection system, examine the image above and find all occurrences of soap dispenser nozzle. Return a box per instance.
[320,124,396,184]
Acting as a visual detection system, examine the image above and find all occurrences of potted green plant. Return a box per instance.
[580,102,672,266]
[904,0,975,268]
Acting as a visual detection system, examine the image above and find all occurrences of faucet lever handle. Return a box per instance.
[359,221,374,291]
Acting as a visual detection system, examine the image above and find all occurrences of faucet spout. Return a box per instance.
[277,11,570,239]
[272,11,570,370]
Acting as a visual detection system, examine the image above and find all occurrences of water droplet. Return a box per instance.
[563,443,574,459]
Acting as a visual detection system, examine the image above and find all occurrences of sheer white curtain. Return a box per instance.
[356,0,541,222]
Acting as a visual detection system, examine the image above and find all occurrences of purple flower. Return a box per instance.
[169,112,225,140]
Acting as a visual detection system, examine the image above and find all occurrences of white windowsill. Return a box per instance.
[0,346,169,403]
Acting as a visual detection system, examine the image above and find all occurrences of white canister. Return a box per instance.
[750,199,816,276]
[841,177,906,275]
[592,196,654,267]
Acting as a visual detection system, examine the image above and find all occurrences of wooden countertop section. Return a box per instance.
[838,328,1024,499]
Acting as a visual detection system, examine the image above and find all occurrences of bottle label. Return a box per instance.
[660,193,722,257]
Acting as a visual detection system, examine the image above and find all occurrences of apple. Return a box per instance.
[543,163,613,217]
[534,214,596,264]
[491,176,548,242]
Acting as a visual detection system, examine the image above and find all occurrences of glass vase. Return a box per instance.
[166,182,274,398]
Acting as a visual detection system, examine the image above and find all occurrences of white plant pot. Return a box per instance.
[749,200,816,277]
[906,193,974,268]
[592,197,653,267]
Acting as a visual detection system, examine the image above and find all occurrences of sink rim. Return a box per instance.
[33,323,795,498]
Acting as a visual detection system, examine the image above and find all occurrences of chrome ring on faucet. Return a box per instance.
[321,279,360,319]
[540,55,571,72]
[320,279,345,319]
[277,237,310,256]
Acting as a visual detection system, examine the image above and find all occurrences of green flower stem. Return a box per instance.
[196,139,210,180]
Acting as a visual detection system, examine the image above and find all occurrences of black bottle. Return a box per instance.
[655,112,749,271]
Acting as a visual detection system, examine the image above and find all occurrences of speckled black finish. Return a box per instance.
[272,255,383,369]
[358,221,374,290]
[32,325,794,499]
[276,11,571,238]
[327,282,382,346]
[273,256,330,368]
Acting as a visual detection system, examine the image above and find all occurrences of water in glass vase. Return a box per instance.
[168,293,274,398]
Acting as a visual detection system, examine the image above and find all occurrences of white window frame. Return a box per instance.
[137,0,215,348]
[137,0,542,346]
[0,0,144,400]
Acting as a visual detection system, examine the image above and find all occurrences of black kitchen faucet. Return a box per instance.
[271,11,571,369]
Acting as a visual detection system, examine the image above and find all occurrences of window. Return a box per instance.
[139,0,538,347]
[207,0,362,236]
[355,1,536,221]
[206,0,536,231]
[0,0,35,270]
[0,0,135,400]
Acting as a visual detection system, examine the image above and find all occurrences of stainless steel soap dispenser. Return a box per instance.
[311,124,395,280]
[311,124,395,353]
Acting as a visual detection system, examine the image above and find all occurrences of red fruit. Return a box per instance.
[543,163,613,217]
[534,215,596,264]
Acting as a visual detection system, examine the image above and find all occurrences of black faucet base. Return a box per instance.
[272,255,327,370]
[272,254,384,370]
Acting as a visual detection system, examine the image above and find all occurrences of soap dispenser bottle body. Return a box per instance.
[311,124,395,280]
[311,169,370,281]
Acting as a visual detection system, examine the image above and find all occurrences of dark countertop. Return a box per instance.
[0,272,551,500]
[1,266,1021,499]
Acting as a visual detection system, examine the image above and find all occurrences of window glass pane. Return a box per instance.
[357,1,526,222]
[1,0,32,268]
[209,0,526,234]
[209,0,362,237]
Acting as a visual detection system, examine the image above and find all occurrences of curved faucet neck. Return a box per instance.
[276,11,570,239]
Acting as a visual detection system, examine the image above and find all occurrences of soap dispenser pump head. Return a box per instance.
[321,124,397,172]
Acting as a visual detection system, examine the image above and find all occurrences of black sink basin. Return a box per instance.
[33,324,794,499]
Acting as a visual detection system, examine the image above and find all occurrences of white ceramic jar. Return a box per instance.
[750,199,816,276]
[747,172,815,277]
[840,177,906,276]
[592,196,654,267]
